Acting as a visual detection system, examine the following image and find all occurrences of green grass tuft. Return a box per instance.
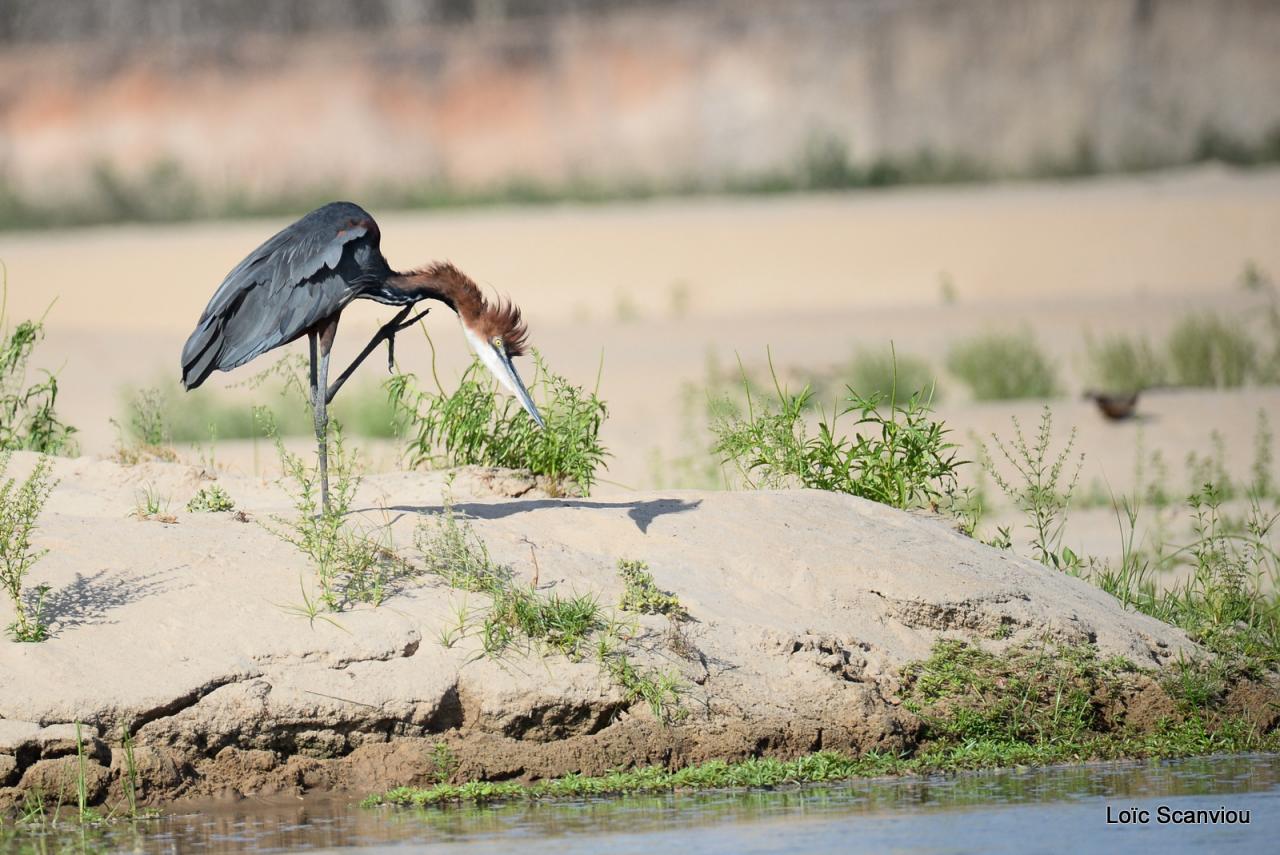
[1084,332,1167,392]
[947,330,1060,400]
[414,492,603,659]
[712,350,962,509]
[1166,312,1257,388]
[391,348,609,496]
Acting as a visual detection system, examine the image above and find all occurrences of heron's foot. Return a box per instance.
[381,307,431,372]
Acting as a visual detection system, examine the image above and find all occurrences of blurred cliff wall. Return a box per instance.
[2,0,1278,202]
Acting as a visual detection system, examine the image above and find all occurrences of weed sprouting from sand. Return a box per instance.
[481,587,604,659]
[390,347,609,496]
[111,387,178,464]
[413,491,511,595]
[947,330,1060,400]
[263,412,403,613]
[0,268,78,455]
[599,641,684,723]
[980,407,1083,571]
[0,452,55,641]
[192,480,231,514]
[73,723,99,824]
[617,559,686,618]
[185,484,234,513]
[1083,485,1280,667]
[1252,411,1275,498]
[415,495,683,718]
[979,408,1280,666]
[128,484,175,523]
[712,349,961,509]
[130,387,169,447]
[1079,297,1277,393]
[414,493,602,658]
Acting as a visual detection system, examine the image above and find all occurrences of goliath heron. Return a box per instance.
[180,201,544,510]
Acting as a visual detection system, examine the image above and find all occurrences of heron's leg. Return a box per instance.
[306,331,329,514]
[324,305,429,404]
[315,319,340,513]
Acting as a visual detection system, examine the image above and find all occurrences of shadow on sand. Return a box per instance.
[34,567,185,637]
[380,497,702,534]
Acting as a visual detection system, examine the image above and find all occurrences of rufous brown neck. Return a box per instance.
[386,262,529,357]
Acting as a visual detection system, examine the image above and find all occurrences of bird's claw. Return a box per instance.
[379,306,431,373]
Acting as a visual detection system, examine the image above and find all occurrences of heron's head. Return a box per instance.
[408,261,545,428]
[459,297,545,429]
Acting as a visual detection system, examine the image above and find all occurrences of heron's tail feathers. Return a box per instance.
[180,319,221,390]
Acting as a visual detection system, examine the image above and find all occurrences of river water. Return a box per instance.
[5,754,1277,854]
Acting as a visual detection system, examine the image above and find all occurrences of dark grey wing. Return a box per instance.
[180,202,382,389]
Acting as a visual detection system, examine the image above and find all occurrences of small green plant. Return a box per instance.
[390,347,609,496]
[1238,260,1273,293]
[112,387,177,464]
[120,723,140,818]
[129,387,169,447]
[481,586,604,659]
[129,484,173,521]
[0,452,56,641]
[186,484,234,513]
[600,643,684,723]
[1084,332,1167,392]
[0,268,78,455]
[430,741,458,785]
[265,414,402,612]
[1166,312,1256,388]
[712,351,961,510]
[617,559,686,618]
[981,408,1083,571]
[74,723,94,823]
[414,491,512,595]
[947,330,1060,400]
[415,496,602,657]
[416,496,680,715]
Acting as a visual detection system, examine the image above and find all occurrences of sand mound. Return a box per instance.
[0,452,1194,806]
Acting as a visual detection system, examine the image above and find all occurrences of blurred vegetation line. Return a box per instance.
[2,1,1279,230]
[3,131,1279,233]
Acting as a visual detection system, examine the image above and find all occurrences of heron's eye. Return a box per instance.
[493,336,503,349]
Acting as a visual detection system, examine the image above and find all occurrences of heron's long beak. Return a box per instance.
[494,347,545,429]
[464,325,545,428]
